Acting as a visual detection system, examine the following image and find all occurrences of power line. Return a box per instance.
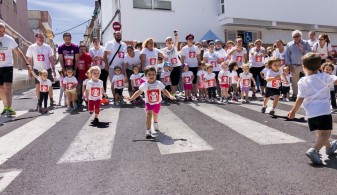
[55,19,91,35]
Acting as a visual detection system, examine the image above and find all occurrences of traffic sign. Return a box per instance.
[112,22,122,31]
[244,31,252,43]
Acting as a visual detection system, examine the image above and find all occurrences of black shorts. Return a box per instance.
[281,86,290,95]
[308,115,332,131]
[165,85,171,92]
[115,88,123,96]
[0,66,13,85]
[250,66,264,86]
[170,66,181,86]
[189,67,198,84]
[126,69,133,92]
[265,87,280,98]
[33,68,54,84]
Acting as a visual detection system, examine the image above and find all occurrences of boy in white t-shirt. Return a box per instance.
[30,69,52,114]
[128,66,175,139]
[160,62,172,92]
[111,66,126,106]
[63,67,78,112]
[129,65,142,104]
[288,53,337,165]
[321,62,337,111]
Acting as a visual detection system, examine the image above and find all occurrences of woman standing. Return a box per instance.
[140,38,166,71]
[249,39,266,97]
[227,37,248,74]
[312,34,333,64]
[123,45,141,97]
[273,40,287,66]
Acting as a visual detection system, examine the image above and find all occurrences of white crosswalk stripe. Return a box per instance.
[0,169,22,193]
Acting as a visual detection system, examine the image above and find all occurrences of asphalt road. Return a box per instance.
[0,88,337,195]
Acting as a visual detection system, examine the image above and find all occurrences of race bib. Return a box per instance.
[171,58,178,64]
[220,57,225,61]
[134,78,141,86]
[40,84,49,92]
[280,59,285,65]
[37,54,45,62]
[0,53,6,61]
[183,76,191,84]
[65,55,74,66]
[243,79,250,86]
[90,87,101,97]
[210,60,217,67]
[165,76,171,83]
[255,56,262,62]
[118,51,124,58]
[320,53,325,57]
[236,56,243,62]
[149,58,157,65]
[78,61,85,70]
[201,74,205,81]
[272,78,281,88]
[147,89,160,103]
[189,52,196,58]
[221,76,229,84]
[207,79,215,87]
[116,80,123,87]
[66,82,74,90]
[94,58,102,65]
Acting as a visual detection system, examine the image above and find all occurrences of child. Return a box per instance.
[321,62,337,111]
[325,56,337,76]
[237,63,256,103]
[160,61,172,94]
[229,62,239,102]
[181,63,194,101]
[204,64,217,102]
[57,69,66,106]
[261,58,283,115]
[63,67,78,111]
[111,66,126,106]
[128,66,175,139]
[260,62,270,96]
[129,65,142,104]
[218,62,231,103]
[30,69,52,113]
[288,53,337,165]
[281,66,292,102]
[197,63,207,100]
[82,70,91,106]
[85,66,106,125]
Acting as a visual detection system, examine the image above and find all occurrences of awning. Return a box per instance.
[199,30,222,42]
[42,22,55,39]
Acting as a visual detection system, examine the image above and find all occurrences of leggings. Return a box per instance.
[59,87,66,105]
[99,69,109,93]
[331,90,337,108]
[39,92,48,108]
[207,87,216,99]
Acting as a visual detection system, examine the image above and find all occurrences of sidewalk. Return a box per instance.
[12,68,35,92]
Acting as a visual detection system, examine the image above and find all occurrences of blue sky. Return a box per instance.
[28,0,95,45]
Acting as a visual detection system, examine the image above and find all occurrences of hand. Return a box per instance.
[105,66,109,72]
[28,70,33,78]
[103,93,108,98]
[169,95,176,100]
[287,110,295,119]
[297,43,304,52]
[125,97,132,101]
[52,70,56,78]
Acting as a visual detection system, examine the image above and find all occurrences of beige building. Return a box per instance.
[82,0,101,49]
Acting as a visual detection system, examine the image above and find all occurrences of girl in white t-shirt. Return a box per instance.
[128,66,175,139]
[63,67,78,111]
[237,64,256,103]
[129,65,143,104]
[57,69,66,106]
[111,66,126,106]
[218,62,231,103]
[197,63,207,100]
[229,62,239,102]
[204,64,217,102]
[181,63,194,101]
[312,34,333,62]
[322,63,337,110]
[281,66,292,102]
[30,69,52,114]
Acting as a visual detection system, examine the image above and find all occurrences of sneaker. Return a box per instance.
[188,97,193,101]
[232,98,238,102]
[283,98,286,102]
[261,106,267,113]
[92,117,99,125]
[101,98,109,105]
[7,107,16,116]
[245,98,250,103]
[305,148,323,165]
[50,99,56,107]
[285,98,289,102]
[184,98,188,102]
[73,104,78,110]
[326,140,337,156]
[66,106,72,112]
[252,92,256,98]
[223,99,228,104]
[1,108,7,115]
[154,122,159,131]
[145,130,152,139]
[269,109,275,116]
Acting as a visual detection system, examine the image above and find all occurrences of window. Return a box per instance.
[133,0,171,11]
[220,0,225,14]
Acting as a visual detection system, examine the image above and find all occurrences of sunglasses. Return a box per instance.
[293,35,300,38]
[187,38,194,40]
[319,39,324,41]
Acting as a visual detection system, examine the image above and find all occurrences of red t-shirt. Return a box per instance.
[77,53,91,80]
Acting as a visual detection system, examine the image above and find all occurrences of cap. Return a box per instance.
[165,36,172,41]
[182,63,189,67]
[163,61,171,67]
[215,39,221,43]
[202,40,207,43]
[209,41,215,45]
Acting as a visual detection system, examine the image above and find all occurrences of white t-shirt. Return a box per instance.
[129,73,142,87]
[272,47,287,65]
[261,68,269,80]
[215,48,227,69]
[204,73,216,88]
[181,71,194,84]
[312,42,332,60]
[218,70,231,85]
[250,47,265,68]
[86,79,103,101]
[112,74,125,89]
[332,64,337,76]
[139,80,165,105]
[26,43,54,70]
[230,48,247,67]
[266,69,282,88]
[307,39,318,50]
[197,70,206,84]
[124,50,141,70]
[239,72,253,87]
[63,76,78,91]
[89,46,105,69]
[162,46,181,67]
[160,70,171,86]
[83,78,90,86]
[281,73,292,87]
[37,77,52,92]
[180,45,200,67]
[0,34,18,67]
[298,72,337,118]
[231,70,239,84]
[203,51,220,71]
[104,40,127,68]
[141,48,161,69]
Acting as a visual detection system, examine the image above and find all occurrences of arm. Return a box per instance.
[49,56,56,78]
[288,98,304,119]
[196,54,201,65]
[129,90,143,101]
[140,54,146,71]
[122,62,128,76]
[266,75,281,82]
[13,47,29,65]
[59,54,65,71]
[30,69,39,80]
[203,57,208,63]
[85,89,89,100]
[173,31,178,48]
[162,89,175,100]
[158,50,166,60]
[74,54,79,70]
[282,74,289,84]
[103,51,110,71]
[260,72,264,79]
[180,55,185,64]
[227,48,236,56]
[243,53,248,63]
[27,57,33,78]
[251,77,256,85]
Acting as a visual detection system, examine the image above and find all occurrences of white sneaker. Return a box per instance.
[326,140,337,155]
[305,148,323,165]
[154,122,159,131]
[145,129,152,139]
[66,106,72,112]
[285,98,290,102]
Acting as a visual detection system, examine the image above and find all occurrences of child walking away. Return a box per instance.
[218,62,231,103]
[197,63,207,101]
[63,67,78,111]
[288,53,337,165]
[86,66,106,125]
[281,66,292,102]
[181,63,194,101]
[204,64,217,102]
[128,66,175,139]
[30,69,52,114]
[129,65,142,104]
[229,62,239,102]
[237,63,256,103]
[57,69,66,106]
[321,62,337,111]
[261,58,283,115]
[160,62,172,101]
[111,66,126,106]
[260,62,269,97]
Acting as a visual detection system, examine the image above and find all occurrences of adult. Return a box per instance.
[201,40,209,52]
[58,32,79,72]
[249,39,266,96]
[89,37,108,93]
[307,31,318,50]
[312,34,333,64]
[228,36,248,74]
[285,30,311,100]
[0,23,30,115]
[273,39,287,66]
[140,38,166,71]
[203,41,222,96]
[26,32,56,108]
[77,45,91,105]
[123,45,141,97]
[162,31,182,96]
[103,31,127,98]
[180,34,201,96]
[225,41,235,60]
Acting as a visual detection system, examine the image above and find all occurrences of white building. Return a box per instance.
[100,0,337,51]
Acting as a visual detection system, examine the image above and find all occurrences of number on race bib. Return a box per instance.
[255,56,262,62]
[236,56,243,62]
[147,89,160,103]
[221,76,228,84]
[165,76,171,83]
[118,51,124,58]
[272,78,281,88]
[149,58,157,65]
[243,79,250,86]
[65,55,74,66]
[66,82,74,90]
[134,78,141,86]
[40,84,49,92]
[210,61,217,67]
[171,58,178,64]
[37,54,45,62]
[78,61,85,70]
[184,76,191,84]
[189,52,196,58]
[90,87,101,97]
[281,59,285,65]
[116,80,123,87]
[207,79,215,87]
